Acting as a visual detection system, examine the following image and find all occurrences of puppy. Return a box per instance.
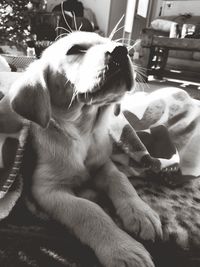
[8,31,162,267]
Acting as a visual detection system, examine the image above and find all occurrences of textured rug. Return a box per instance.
[0,195,200,267]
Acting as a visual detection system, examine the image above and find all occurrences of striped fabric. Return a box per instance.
[0,91,29,200]
[0,126,29,199]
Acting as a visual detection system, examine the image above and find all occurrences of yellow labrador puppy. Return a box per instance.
[8,32,162,267]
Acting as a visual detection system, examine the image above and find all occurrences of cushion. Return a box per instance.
[151,15,200,32]
[151,19,174,32]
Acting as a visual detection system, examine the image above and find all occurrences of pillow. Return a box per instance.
[151,19,174,32]
[150,14,193,32]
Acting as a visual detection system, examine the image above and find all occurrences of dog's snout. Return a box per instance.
[104,45,133,92]
[111,46,128,63]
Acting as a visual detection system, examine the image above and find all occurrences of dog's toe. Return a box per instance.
[99,231,155,267]
[117,198,162,241]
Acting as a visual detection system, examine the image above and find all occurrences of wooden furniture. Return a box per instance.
[140,34,200,82]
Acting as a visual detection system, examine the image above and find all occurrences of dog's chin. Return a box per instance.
[77,70,133,106]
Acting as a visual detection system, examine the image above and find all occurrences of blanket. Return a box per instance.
[1,87,200,267]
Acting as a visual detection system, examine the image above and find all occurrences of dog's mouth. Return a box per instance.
[77,46,134,105]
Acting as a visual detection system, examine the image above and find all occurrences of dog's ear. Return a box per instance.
[9,61,51,128]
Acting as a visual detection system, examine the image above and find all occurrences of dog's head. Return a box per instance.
[9,31,134,128]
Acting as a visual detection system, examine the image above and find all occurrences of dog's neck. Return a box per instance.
[50,103,112,137]
[75,105,111,134]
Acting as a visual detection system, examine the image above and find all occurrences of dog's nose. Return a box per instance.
[111,46,128,64]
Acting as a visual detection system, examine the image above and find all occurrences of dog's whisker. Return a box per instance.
[102,70,105,82]
[64,79,70,86]
[70,87,79,106]
[68,91,77,109]
[135,81,144,92]
[89,97,93,105]
[128,46,135,52]
[130,60,149,75]
[72,11,78,31]
[136,82,148,93]
[134,71,149,89]
[78,22,83,31]
[134,66,147,78]
[55,26,71,34]
[133,65,146,76]
[109,26,125,41]
[113,39,136,52]
[135,72,149,92]
[56,33,69,41]
[136,71,148,82]
[136,74,147,86]
[133,63,148,72]
[109,15,125,40]
[134,69,149,89]
[128,40,141,52]
[114,38,136,45]
[136,67,149,74]
[61,2,73,33]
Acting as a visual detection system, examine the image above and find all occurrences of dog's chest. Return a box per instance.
[85,127,112,169]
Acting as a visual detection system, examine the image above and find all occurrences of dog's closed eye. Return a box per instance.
[67,45,88,55]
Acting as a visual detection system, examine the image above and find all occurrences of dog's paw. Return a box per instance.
[99,231,154,267]
[118,198,162,241]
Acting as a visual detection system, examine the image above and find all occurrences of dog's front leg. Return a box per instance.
[32,183,154,267]
[95,160,162,241]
